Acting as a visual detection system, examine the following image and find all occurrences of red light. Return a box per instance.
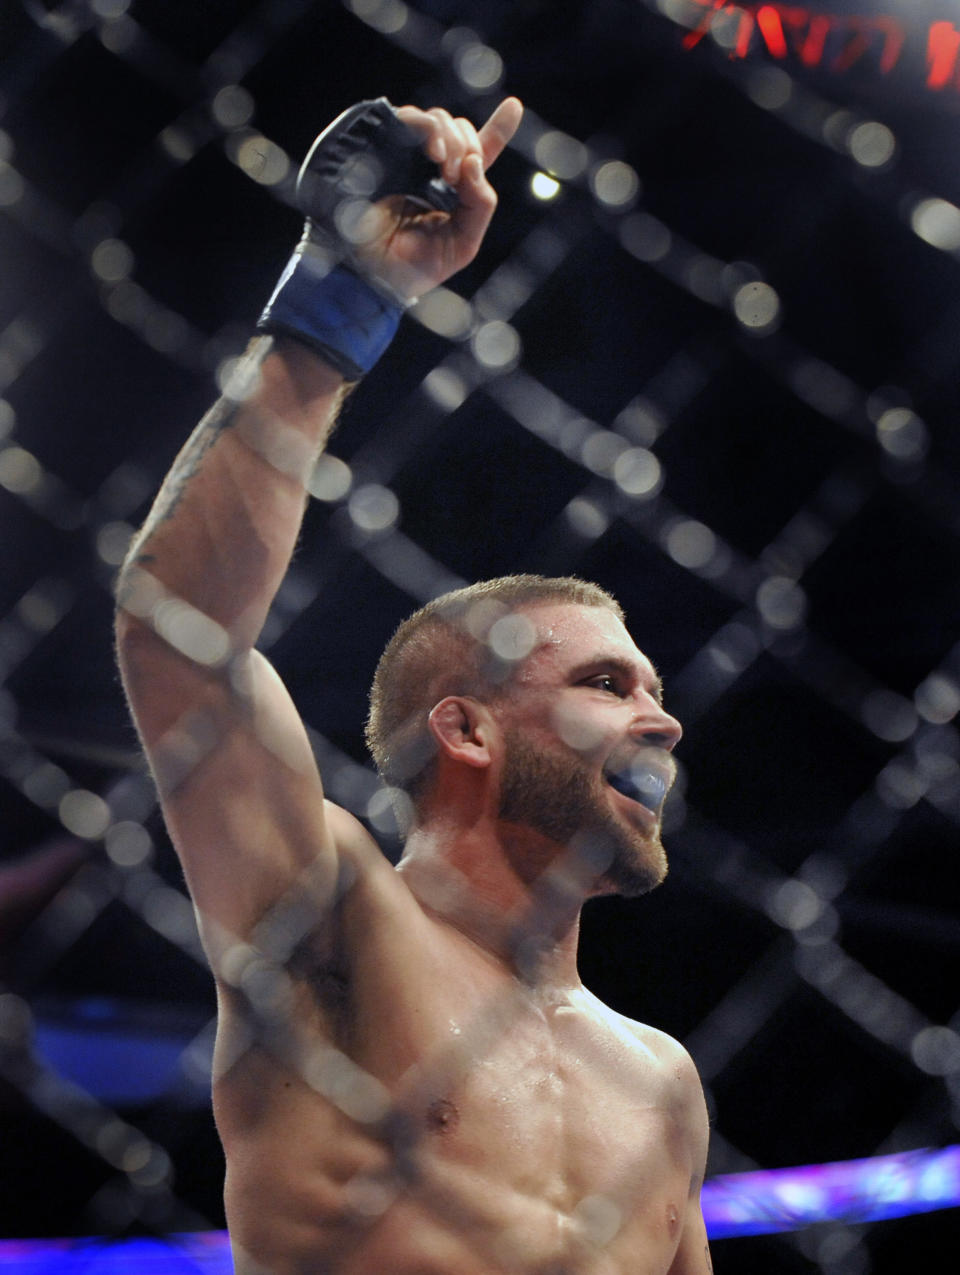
[928,21,960,90]
[679,2,960,92]
[800,16,830,68]
[757,6,788,60]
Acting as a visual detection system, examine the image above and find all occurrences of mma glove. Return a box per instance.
[257,98,457,381]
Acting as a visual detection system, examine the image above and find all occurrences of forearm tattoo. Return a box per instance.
[147,389,242,532]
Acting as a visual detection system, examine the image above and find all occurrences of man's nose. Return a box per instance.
[631,703,682,751]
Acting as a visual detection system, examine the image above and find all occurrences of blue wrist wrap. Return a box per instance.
[257,243,403,381]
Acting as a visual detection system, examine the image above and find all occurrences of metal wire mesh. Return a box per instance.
[0,1,958,1272]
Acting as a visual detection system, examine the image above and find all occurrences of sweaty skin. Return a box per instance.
[115,96,712,1275]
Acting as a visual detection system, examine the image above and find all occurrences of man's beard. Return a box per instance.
[498,729,667,898]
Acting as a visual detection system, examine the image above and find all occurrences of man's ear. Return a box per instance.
[427,696,495,769]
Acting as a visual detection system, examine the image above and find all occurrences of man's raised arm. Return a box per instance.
[114,97,522,957]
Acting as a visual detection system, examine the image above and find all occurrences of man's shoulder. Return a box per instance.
[582,990,702,1091]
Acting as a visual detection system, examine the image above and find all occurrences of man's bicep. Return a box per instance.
[121,633,354,958]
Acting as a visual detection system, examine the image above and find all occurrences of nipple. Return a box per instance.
[426,1097,460,1135]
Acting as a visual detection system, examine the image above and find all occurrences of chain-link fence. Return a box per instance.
[0,1,958,1272]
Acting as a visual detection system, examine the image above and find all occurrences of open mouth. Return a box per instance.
[604,763,668,814]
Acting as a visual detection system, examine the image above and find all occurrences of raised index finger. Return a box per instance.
[478,97,523,170]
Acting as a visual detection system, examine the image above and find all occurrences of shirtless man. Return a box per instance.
[115,94,712,1275]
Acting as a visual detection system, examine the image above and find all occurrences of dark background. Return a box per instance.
[0,1,958,1271]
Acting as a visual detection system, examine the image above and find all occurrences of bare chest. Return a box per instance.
[218,935,696,1275]
[340,952,691,1217]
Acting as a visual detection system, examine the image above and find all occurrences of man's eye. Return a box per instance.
[588,675,619,694]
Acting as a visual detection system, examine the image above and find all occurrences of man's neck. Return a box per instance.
[396,825,587,991]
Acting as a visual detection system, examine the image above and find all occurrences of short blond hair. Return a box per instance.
[365,574,623,803]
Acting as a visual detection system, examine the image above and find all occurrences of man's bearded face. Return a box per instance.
[498,727,668,898]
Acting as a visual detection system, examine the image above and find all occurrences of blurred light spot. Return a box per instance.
[861,689,917,742]
[216,353,261,401]
[733,281,780,333]
[848,121,895,168]
[534,131,588,181]
[95,1119,133,1168]
[876,407,928,462]
[308,454,352,502]
[232,133,290,186]
[17,582,66,633]
[91,0,130,15]
[768,879,823,931]
[367,786,414,838]
[800,854,847,902]
[613,447,662,499]
[91,238,134,283]
[98,14,136,53]
[240,957,293,1020]
[559,416,589,457]
[0,130,12,164]
[22,761,70,808]
[59,789,111,840]
[105,821,153,868]
[664,519,716,570]
[565,497,609,540]
[709,6,747,50]
[119,1137,153,1175]
[911,1026,960,1076]
[472,320,521,370]
[455,42,503,92]
[573,1193,622,1246]
[423,366,469,411]
[105,279,147,327]
[746,64,793,110]
[488,613,537,662]
[348,483,399,533]
[153,599,231,666]
[709,622,759,675]
[615,398,665,445]
[552,700,606,753]
[413,288,472,338]
[0,993,32,1045]
[348,0,408,35]
[96,520,134,566]
[159,126,196,163]
[143,309,187,354]
[142,884,198,946]
[590,160,640,209]
[0,399,14,439]
[875,759,924,809]
[343,1173,395,1218]
[915,673,960,725]
[129,1145,171,1188]
[582,429,626,476]
[822,109,856,151]
[531,171,561,201]
[911,197,960,252]
[685,256,724,306]
[756,576,806,630]
[305,1046,391,1122]
[0,162,24,208]
[0,445,42,495]
[462,598,506,641]
[212,84,255,130]
[793,903,840,947]
[619,211,671,263]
